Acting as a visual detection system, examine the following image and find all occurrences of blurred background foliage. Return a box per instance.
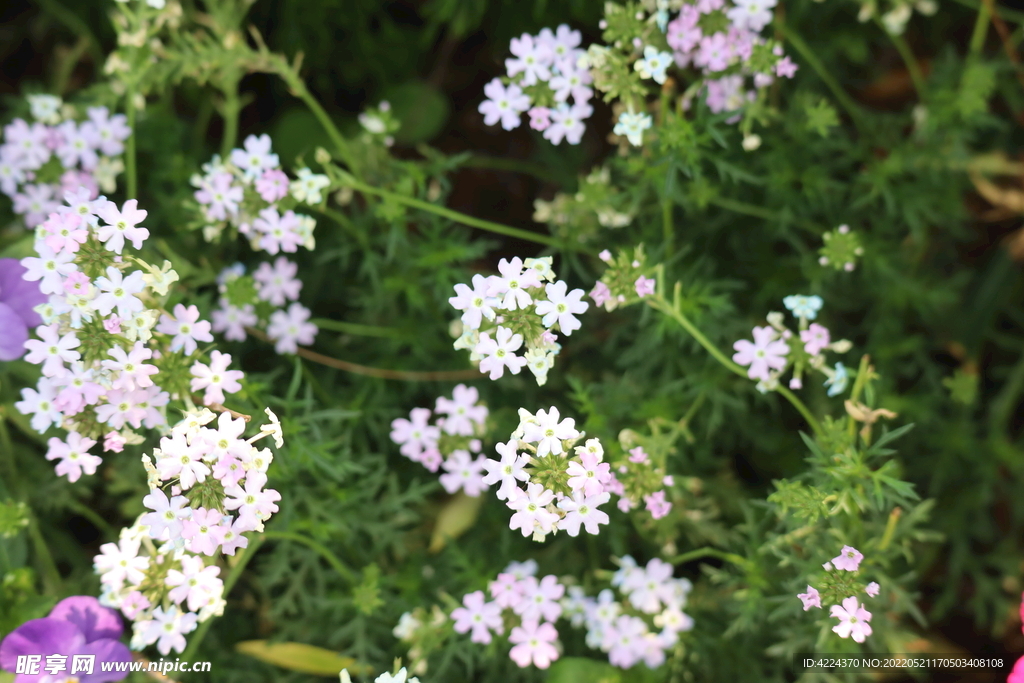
[2,0,1024,681]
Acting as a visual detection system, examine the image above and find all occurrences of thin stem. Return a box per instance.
[847,354,871,440]
[949,0,1024,24]
[312,317,408,339]
[181,535,266,664]
[246,326,480,381]
[775,18,865,130]
[647,291,824,436]
[669,547,749,568]
[461,155,564,184]
[33,0,106,67]
[878,20,926,98]
[969,0,993,56]
[126,91,138,199]
[662,199,674,260]
[261,530,357,582]
[270,57,360,177]
[218,74,242,159]
[707,196,819,234]
[314,206,369,248]
[28,514,62,594]
[345,179,573,250]
[877,507,902,551]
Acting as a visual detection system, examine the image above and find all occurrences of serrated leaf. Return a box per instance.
[236,640,366,677]
[429,492,483,553]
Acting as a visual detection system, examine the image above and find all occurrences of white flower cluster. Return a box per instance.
[211,259,318,355]
[389,384,491,496]
[483,407,612,542]
[478,24,594,145]
[1,95,128,228]
[14,194,247,482]
[95,408,283,655]
[449,256,588,386]
[191,134,324,252]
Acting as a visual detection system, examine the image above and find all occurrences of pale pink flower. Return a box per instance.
[832,545,864,572]
[732,325,789,381]
[797,585,821,610]
[451,590,504,644]
[830,596,873,643]
[508,620,559,669]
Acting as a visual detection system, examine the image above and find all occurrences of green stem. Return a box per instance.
[969,0,993,55]
[312,317,407,339]
[662,199,674,260]
[461,155,563,184]
[181,535,266,664]
[707,196,819,234]
[669,547,749,567]
[262,530,357,583]
[273,58,360,177]
[218,74,242,159]
[345,179,574,250]
[125,90,138,200]
[28,515,61,594]
[648,290,824,437]
[315,206,369,248]
[775,18,865,129]
[847,354,872,440]
[879,20,926,98]
[949,0,1024,24]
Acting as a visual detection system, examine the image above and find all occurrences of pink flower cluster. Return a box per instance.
[798,546,879,644]
[191,134,319,253]
[731,294,850,392]
[390,385,491,496]
[484,407,611,541]
[13,194,250,486]
[479,25,594,145]
[209,258,318,355]
[0,99,129,228]
[95,407,284,654]
[449,556,694,671]
[666,0,797,118]
[449,256,588,385]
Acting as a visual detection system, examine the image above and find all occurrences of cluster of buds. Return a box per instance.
[357,100,401,148]
[818,224,864,272]
[478,25,594,144]
[797,546,880,644]
[94,408,283,655]
[190,134,323,251]
[589,245,658,312]
[449,256,588,386]
[0,95,128,228]
[732,294,852,394]
[389,384,491,496]
[532,166,635,243]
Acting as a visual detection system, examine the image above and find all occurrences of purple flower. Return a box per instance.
[0,596,131,682]
[0,258,46,361]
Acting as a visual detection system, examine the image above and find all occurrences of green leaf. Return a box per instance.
[384,81,451,144]
[429,492,483,553]
[236,640,367,677]
[546,657,622,683]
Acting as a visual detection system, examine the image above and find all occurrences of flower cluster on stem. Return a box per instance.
[798,546,880,644]
[389,384,491,495]
[1,96,129,228]
[449,256,588,385]
[479,25,594,144]
[95,408,284,655]
[732,294,852,395]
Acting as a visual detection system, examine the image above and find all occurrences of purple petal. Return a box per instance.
[77,638,132,683]
[49,597,124,642]
[0,619,86,678]
[0,302,29,361]
[0,258,45,327]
